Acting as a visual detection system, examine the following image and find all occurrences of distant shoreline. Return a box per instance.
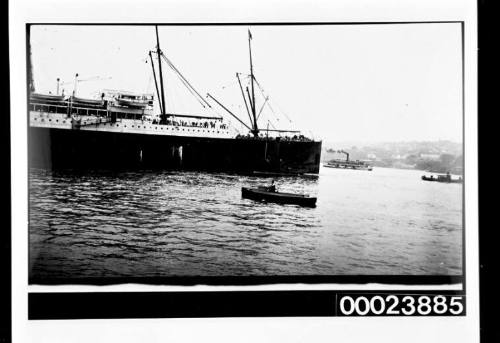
[322,140,463,175]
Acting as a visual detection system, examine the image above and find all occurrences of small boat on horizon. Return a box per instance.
[241,185,317,207]
[323,161,373,171]
[323,150,372,171]
[422,173,463,183]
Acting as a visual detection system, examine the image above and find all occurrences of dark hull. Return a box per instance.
[29,127,322,173]
[241,187,317,207]
[421,176,462,183]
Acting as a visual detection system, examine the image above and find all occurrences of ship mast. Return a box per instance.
[248,30,259,137]
[148,51,163,115]
[155,26,167,123]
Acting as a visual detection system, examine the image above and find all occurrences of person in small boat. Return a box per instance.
[267,180,276,192]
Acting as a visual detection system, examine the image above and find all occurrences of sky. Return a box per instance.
[30,24,463,143]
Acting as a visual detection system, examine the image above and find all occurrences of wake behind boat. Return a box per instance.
[241,184,317,207]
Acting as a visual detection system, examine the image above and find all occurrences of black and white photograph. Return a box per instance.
[24,23,465,284]
[28,23,464,282]
[9,0,480,342]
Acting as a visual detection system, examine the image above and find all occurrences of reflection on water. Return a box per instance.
[29,166,463,279]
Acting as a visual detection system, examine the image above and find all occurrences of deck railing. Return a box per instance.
[29,102,231,133]
[29,102,109,117]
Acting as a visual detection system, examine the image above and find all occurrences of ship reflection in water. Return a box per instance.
[29,166,462,281]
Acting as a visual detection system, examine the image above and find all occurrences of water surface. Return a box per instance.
[29,166,463,280]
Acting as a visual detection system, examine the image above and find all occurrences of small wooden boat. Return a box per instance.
[242,186,317,207]
[421,174,463,183]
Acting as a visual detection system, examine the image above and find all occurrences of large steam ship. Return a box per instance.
[28,26,322,174]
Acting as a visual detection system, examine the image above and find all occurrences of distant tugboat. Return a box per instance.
[323,150,373,171]
[421,172,463,183]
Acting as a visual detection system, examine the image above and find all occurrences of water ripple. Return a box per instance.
[29,167,463,279]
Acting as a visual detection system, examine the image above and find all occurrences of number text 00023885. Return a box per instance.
[337,294,465,316]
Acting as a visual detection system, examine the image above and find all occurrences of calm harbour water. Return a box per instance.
[29,166,463,280]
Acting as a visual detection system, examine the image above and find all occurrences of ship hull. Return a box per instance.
[29,127,322,174]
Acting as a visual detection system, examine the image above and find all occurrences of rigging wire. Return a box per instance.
[253,77,294,127]
[160,52,212,109]
[158,53,200,104]
[146,53,163,114]
[164,59,205,108]
[256,96,269,121]
[148,45,299,136]
[251,77,283,130]
[148,48,222,116]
